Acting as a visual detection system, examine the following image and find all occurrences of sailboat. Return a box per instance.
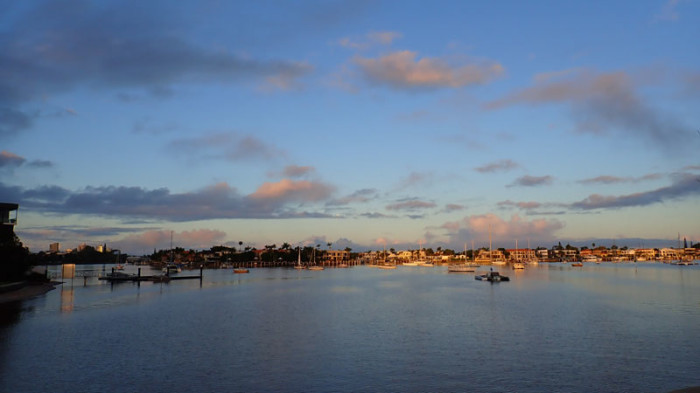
[378,244,396,269]
[307,247,324,270]
[163,231,181,274]
[512,239,525,270]
[416,241,433,266]
[448,243,476,273]
[294,246,305,269]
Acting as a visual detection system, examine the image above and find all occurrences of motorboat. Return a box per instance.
[475,270,510,282]
[233,268,250,274]
[162,263,181,274]
[512,262,525,270]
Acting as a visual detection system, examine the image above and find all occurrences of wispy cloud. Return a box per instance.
[498,200,542,210]
[654,0,683,22]
[169,133,286,162]
[394,171,433,190]
[445,203,466,213]
[354,51,504,90]
[386,199,437,211]
[474,159,519,173]
[338,30,402,49]
[485,68,689,151]
[0,2,312,138]
[328,188,378,206]
[282,165,315,178]
[578,173,662,185]
[0,150,54,169]
[0,151,25,168]
[570,172,700,210]
[508,175,553,187]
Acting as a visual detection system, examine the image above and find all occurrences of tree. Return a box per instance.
[0,231,31,282]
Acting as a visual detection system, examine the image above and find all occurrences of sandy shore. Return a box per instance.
[0,282,59,304]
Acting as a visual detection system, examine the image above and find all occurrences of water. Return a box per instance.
[1,263,699,393]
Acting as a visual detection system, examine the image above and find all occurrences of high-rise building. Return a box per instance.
[50,242,60,253]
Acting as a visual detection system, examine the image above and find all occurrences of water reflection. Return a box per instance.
[60,285,74,313]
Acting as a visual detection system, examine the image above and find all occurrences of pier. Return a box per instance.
[98,266,203,283]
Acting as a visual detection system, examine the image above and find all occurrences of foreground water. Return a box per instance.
[1,263,698,393]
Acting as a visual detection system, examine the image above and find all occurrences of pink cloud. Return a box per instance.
[250,179,334,202]
[118,229,227,251]
[443,213,564,244]
[354,50,504,90]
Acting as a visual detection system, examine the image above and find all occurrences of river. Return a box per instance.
[1,262,698,393]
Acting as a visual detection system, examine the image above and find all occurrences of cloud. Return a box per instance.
[169,133,286,162]
[441,213,565,244]
[250,179,335,203]
[394,171,433,190]
[445,203,466,212]
[508,175,553,187]
[0,108,33,139]
[0,1,313,137]
[578,173,662,185]
[282,165,315,178]
[570,172,700,210]
[328,188,378,206]
[2,179,337,221]
[654,0,682,22]
[386,199,437,211]
[118,229,227,252]
[354,51,504,90]
[0,151,26,167]
[485,68,688,151]
[497,200,542,210]
[338,30,402,49]
[474,159,519,173]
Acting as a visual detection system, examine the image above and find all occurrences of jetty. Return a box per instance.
[98,267,203,283]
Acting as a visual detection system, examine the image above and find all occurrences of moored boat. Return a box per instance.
[233,268,249,274]
[475,270,510,282]
[448,264,475,273]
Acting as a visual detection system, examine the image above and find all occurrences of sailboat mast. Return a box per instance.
[489,224,492,263]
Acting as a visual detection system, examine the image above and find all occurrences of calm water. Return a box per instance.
[1,263,699,393]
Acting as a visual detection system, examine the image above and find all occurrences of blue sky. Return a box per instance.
[2,0,699,254]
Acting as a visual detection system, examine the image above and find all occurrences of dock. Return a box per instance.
[98,267,203,283]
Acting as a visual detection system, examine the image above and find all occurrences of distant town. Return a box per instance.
[36,239,700,268]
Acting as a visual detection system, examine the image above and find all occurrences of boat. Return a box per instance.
[402,261,420,266]
[162,232,181,274]
[475,228,509,282]
[571,262,583,267]
[449,244,477,273]
[150,274,171,283]
[378,264,397,270]
[162,263,181,274]
[448,264,475,273]
[512,262,525,270]
[233,268,249,274]
[475,269,510,282]
[307,247,324,270]
[294,247,305,269]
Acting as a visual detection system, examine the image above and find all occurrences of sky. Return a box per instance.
[1,0,699,255]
